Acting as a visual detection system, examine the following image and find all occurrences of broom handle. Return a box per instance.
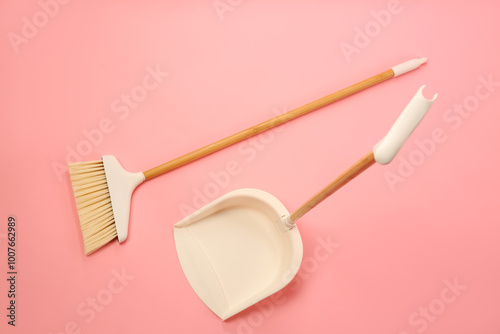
[290,151,376,222]
[142,70,394,180]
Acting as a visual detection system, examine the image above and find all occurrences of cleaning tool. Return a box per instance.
[173,85,437,320]
[69,58,427,255]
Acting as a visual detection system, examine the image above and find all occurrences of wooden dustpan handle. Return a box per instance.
[289,84,438,222]
[290,151,376,222]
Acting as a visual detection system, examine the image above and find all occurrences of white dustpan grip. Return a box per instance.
[373,85,438,164]
[287,86,438,225]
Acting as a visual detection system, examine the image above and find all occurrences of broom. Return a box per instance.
[69,58,427,255]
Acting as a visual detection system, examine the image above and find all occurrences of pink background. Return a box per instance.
[1,0,499,333]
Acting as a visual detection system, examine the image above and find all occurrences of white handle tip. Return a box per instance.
[418,84,438,102]
[392,58,428,77]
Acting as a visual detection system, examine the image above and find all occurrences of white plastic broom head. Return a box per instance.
[373,85,438,165]
[102,155,145,242]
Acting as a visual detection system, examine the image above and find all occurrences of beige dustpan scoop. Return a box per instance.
[174,86,437,320]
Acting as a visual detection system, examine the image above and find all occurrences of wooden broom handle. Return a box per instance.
[143,70,394,180]
[290,151,376,222]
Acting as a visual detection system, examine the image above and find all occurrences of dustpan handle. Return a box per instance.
[289,85,437,223]
[290,152,375,221]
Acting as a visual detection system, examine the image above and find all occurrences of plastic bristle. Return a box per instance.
[68,160,117,255]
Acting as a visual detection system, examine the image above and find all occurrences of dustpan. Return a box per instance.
[174,86,438,320]
[175,189,302,319]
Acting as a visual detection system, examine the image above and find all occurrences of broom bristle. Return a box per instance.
[68,160,117,255]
